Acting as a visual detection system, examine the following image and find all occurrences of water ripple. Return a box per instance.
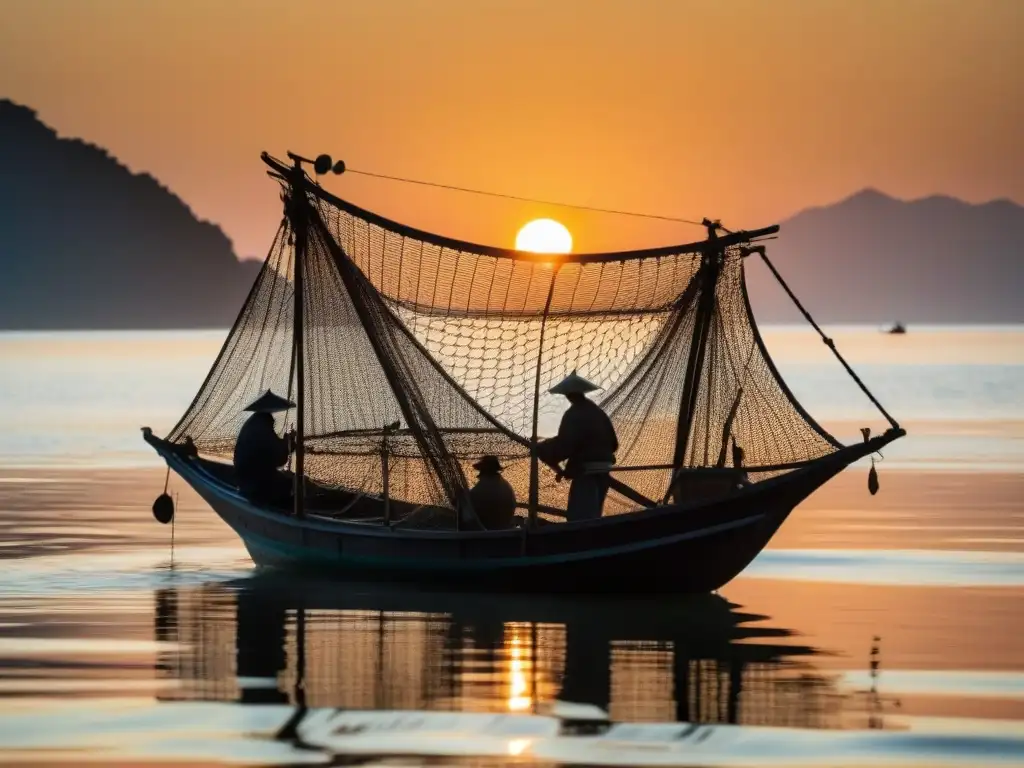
[746,548,1024,587]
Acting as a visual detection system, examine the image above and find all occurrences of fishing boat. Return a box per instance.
[143,151,904,593]
[887,322,907,335]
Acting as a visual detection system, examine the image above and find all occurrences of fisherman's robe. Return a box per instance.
[542,398,619,522]
[468,473,517,530]
[233,413,291,507]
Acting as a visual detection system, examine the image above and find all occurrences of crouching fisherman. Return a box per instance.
[539,371,618,522]
[233,389,296,509]
[468,455,517,530]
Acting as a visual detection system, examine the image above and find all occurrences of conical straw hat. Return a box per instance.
[548,370,600,395]
[243,389,296,413]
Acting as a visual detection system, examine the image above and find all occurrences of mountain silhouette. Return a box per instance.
[0,99,261,329]
[747,188,1024,324]
[2,99,1020,328]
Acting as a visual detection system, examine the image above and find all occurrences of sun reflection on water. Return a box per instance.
[507,629,532,712]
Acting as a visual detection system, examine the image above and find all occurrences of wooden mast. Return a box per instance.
[288,158,307,520]
[528,264,561,528]
[669,219,724,489]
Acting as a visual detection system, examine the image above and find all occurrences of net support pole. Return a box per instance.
[288,159,307,520]
[670,221,723,483]
[529,265,560,527]
[381,424,392,527]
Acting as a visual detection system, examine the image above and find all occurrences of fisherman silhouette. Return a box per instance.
[468,455,517,529]
[538,371,618,522]
[233,389,296,509]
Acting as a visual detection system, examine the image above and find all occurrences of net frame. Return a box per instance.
[166,153,894,526]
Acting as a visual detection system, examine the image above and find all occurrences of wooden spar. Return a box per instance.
[308,212,469,524]
[667,220,724,500]
[529,266,561,528]
[289,158,307,520]
[261,154,781,265]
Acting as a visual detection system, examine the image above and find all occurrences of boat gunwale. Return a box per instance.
[163,447,760,542]
[150,427,902,543]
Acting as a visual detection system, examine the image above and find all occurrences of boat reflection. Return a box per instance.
[154,576,843,728]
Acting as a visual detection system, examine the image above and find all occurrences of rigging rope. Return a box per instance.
[757,251,901,431]
[345,168,707,227]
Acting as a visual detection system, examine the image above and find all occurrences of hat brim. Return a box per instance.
[548,381,600,395]
[473,459,504,471]
[244,390,296,413]
[246,404,292,414]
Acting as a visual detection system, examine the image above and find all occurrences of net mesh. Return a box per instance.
[168,174,842,522]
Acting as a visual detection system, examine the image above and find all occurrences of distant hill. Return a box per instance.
[747,189,1024,324]
[0,99,262,329]
[2,98,1020,328]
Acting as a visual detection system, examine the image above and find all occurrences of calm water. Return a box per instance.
[3,326,1023,471]
[0,327,1022,766]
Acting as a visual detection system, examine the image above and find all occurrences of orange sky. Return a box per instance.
[1,0,1021,258]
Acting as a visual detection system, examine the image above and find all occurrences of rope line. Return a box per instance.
[757,251,901,431]
[345,168,706,226]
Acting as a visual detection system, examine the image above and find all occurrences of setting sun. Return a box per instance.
[515,218,572,254]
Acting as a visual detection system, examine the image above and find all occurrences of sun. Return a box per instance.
[515,218,572,254]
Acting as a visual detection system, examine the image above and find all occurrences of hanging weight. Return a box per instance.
[152,492,175,524]
[868,458,879,495]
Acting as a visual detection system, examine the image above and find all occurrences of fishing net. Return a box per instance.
[168,164,842,521]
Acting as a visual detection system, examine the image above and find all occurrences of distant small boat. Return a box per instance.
[886,322,907,335]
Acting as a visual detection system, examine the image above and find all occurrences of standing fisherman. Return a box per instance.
[539,371,618,522]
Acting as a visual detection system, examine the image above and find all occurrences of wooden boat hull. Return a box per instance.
[146,431,904,594]
[214,496,782,594]
[232,510,776,594]
[146,428,901,594]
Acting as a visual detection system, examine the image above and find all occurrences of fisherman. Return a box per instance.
[468,455,517,530]
[233,389,296,509]
[538,371,618,522]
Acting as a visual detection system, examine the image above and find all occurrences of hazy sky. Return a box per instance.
[1,0,1021,258]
